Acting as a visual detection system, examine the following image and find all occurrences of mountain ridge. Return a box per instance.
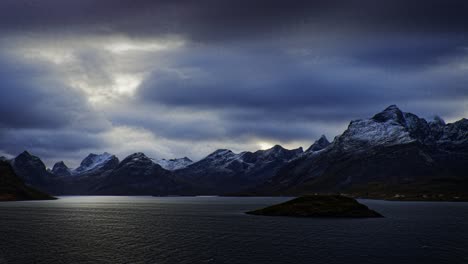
[247,105,468,200]
[6,105,468,199]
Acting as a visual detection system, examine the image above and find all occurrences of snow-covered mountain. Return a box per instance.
[8,105,467,198]
[336,105,414,151]
[90,152,185,195]
[176,145,304,194]
[252,105,468,199]
[187,145,303,173]
[72,152,119,176]
[333,105,467,152]
[154,157,193,171]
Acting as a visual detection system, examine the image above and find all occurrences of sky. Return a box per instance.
[0,0,467,167]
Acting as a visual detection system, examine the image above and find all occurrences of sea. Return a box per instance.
[0,196,467,264]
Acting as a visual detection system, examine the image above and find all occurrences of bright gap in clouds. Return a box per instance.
[105,39,184,54]
[11,35,185,105]
[257,141,274,150]
[113,74,142,96]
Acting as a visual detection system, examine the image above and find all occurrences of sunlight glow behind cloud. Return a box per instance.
[1,0,467,166]
[105,38,184,54]
[8,35,186,105]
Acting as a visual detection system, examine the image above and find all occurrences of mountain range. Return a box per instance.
[250,105,468,200]
[2,105,467,200]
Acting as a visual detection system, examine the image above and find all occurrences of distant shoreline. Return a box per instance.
[4,194,462,203]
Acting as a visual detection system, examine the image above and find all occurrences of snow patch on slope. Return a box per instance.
[155,157,193,171]
[73,152,115,175]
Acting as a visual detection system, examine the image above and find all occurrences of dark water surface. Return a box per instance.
[0,196,467,264]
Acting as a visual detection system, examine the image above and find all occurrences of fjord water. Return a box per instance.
[0,197,467,264]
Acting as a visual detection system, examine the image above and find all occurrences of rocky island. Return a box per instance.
[0,161,56,201]
[246,195,383,218]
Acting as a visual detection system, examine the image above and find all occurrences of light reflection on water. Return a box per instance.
[0,196,467,264]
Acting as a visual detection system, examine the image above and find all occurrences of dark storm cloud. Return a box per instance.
[0,128,109,167]
[0,129,105,155]
[2,1,468,71]
[0,54,93,130]
[341,35,468,69]
[137,46,468,120]
[0,0,467,163]
[1,0,468,38]
[0,52,111,163]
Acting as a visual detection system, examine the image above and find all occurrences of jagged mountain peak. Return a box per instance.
[453,118,467,125]
[430,115,446,126]
[179,157,191,162]
[73,152,119,175]
[116,152,165,171]
[318,134,329,141]
[15,151,43,163]
[438,118,468,143]
[270,144,285,150]
[264,145,303,156]
[258,145,285,155]
[385,104,400,110]
[213,149,233,154]
[155,157,193,171]
[337,106,415,150]
[18,150,32,157]
[372,104,405,125]
[307,135,331,152]
[52,161,68,169]
[162,157,193,162]
[331,105,468,152]
[207,149,234,158]
[10,151,53,191]
[83,152,112,160]
[52,161,71,177]
[123,152,151,161]
[14,151,44,166]
[252,106,468,198]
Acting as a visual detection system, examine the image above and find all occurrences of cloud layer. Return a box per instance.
[0,1,467,167]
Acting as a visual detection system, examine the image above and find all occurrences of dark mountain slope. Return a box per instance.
[90,153,189,195]
[176,145,303,194]
[11,151,63,194]
[0,161,56,201]
[51,161,71,177]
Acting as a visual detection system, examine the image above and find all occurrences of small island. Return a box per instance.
[246,195,383,218]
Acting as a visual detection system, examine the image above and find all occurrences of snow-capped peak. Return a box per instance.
[207,149,234,157]
[127,152,149,161]
[154,157,193,171]
[73,152,118,175]
[337,105,415,151]
[371,104,406,125]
